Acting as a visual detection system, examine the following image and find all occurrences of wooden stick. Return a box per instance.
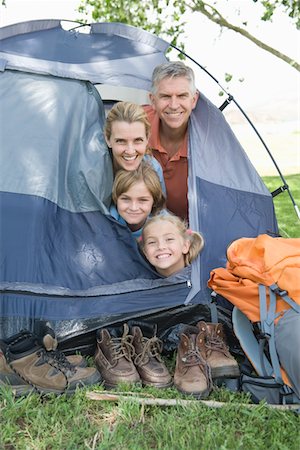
[86,391,300,411]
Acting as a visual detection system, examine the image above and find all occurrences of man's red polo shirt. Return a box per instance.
[144,105,188,221]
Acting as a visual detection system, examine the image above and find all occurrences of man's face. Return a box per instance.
[149,76,199,131]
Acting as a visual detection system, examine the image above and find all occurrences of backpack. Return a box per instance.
[208,234,300,406]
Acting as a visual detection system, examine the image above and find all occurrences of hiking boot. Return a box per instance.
[34,324,87,368]
[132,326,172,388]
[0,333,100,395]
[197,322,240,379]
[0,349,33,396]
[94,323,140,388]
[174,326,212,399]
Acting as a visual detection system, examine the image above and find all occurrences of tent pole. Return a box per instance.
[170,45,300,222]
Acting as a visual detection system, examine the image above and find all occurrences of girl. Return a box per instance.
[110,162,165,238]
[139,214,204,277]
[104,101,166,195]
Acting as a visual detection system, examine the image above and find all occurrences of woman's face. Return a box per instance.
[117,181,154,231]
[106,121,148,172]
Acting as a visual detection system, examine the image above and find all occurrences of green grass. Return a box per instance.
[263,174,300,238]
[1,174,300,449]
[1,385,299,450]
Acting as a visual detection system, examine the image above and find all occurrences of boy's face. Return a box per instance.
[117,181,153,231]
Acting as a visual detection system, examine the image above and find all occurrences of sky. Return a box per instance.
[0,0,299,113]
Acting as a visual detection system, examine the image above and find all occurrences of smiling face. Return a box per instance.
[106,121,148,172]
[116,180,154,231]
[142,220,190,277]
[149,76,198,133]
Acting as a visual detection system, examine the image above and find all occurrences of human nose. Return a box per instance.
[169,96,179,109]
[157,238,167,249]
[124,142,135,154]
[128,201,139,211]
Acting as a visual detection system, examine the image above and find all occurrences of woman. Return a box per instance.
[104,101,166,195]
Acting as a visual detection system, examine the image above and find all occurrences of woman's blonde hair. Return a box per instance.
[140,213,204,265]
[105,101,151,141]
[112,162,165,215]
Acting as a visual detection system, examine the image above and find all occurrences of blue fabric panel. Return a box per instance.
[0,22,169,89]
[0,192,157,291]
[0,71,112,213]
[0,283,189,321]
[0,22,169,63]
[196,177,278,295]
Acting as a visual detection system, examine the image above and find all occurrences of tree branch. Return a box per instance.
[189,1,300,71]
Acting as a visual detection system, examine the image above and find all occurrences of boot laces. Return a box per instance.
[181,347,205,367]
[182,347,213,390]
[205,334,231,357]
[109,335,135,365]
[46,350,77,375]
[134,336,163,366]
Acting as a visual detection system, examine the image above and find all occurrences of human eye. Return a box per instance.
[134,137,144,144]
[145,239,156,246]
[115,139,126,145]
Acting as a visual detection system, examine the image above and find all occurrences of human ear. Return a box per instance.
[149,93,156,109]
[192,90,199,110]
[105,135,111,148]
[182,239,191,255]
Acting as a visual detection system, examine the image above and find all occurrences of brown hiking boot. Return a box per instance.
[132,326,172,388]
[197,322,240,379]
[0,332,100,395]
[174,326,212,399]
[0,349,33,396]
[94,324,140,388]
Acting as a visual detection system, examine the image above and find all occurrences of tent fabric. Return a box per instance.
[0,20,169,89]
[0,20,278,343]
[0,70,112,213]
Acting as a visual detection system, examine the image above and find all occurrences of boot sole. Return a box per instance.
[142,380,173,389]
[0,380,34,397]
[104,380,142,390]
[0,374,35,396]
[211,366,240,379]
[3,372,102,396]
[174,385,211,400]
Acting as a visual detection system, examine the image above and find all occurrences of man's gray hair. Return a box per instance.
[151,61,196,94]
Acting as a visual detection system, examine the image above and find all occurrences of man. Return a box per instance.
[144,61,199,221]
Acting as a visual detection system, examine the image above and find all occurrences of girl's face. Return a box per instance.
[106,121,148,172]
[142,221,190,277]
[117,181,154,231]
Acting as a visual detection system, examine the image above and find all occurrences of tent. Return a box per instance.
[0,20,278,352]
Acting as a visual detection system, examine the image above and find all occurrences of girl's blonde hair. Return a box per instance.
[140,213,204,265]
[112,162,166,215]
[105,101,151,142]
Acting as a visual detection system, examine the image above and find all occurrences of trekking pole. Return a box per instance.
[171,45,300,222]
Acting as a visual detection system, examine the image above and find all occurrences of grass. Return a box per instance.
[1,385,299,450]
[263,174,300,238]
[1,174,300,449]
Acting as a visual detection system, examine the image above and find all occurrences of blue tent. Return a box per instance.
[0,20,278,351]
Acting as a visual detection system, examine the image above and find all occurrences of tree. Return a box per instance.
[78,0,300,71]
